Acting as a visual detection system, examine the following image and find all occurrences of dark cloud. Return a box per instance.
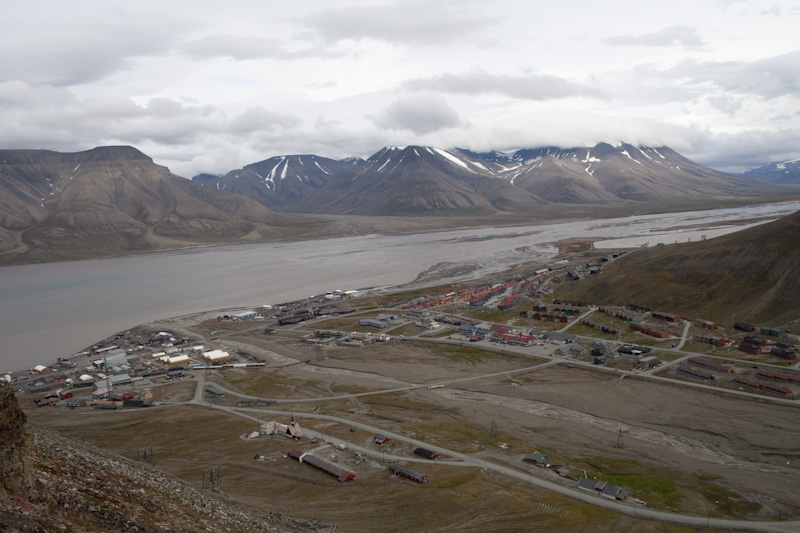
[304,1,496,45]
[605,25,705,48]
[373,95,462,134]
[403,69,603,100]
[664,50,800,99]
[0,10,183,86]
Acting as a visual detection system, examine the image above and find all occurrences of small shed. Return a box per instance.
[523,451,550,467]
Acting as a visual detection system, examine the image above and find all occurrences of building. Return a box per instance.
[359,319,389,329]
[734,322,756,332]
[413,447,439,460]
[761,326,787,337]
[389,464,427,484]
[638,356,660,370]
[232,310,257,321]
[738,343,762,355]
[523,451,549,467]
[694,318,718,329]
[203,349,230,363]
[287,449,355,482]
[652,311,681,322]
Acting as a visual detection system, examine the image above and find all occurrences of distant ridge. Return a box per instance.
[199,143,795,215]
[742,158,800,185]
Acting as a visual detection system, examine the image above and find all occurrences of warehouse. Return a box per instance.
[359,318,389,329]
[203,349,230,363]
[232,310,257,321]
[287,449,355,482]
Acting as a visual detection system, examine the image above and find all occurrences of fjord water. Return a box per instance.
[2,201,799,372]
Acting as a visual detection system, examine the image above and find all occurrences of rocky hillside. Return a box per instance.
[0,147,324,265]
[0,382,312,532]
[555,209,800,327]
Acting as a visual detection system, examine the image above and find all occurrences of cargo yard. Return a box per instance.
[15,248,800,532]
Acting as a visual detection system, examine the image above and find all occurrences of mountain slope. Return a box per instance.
[295,146,546,215]
[555,209,800,326]
[462,143,778,203]
[206,154,355,210]
[743,158,800,184]
[0,147,321,264]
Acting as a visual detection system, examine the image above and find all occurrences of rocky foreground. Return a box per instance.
[0,383,317,532]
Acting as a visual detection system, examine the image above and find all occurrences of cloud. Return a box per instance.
[0,9,183,86]
[403,69,604,100]
[664,50,800,99]
[181,35,341,60]
[372,94,462,135]
[684,127,800,172]
[304,1,496,46]
[605,25,705,48]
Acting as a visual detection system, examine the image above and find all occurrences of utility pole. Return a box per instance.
[202,466,221,491]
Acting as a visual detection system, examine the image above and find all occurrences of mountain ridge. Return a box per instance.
[199,142,794,215]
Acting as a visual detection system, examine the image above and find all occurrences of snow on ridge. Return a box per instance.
[581,150,601,164]
[637,146,653,160]
[376,157,391,173]
[268,157,284,181]
[280,158,289,180]
[651,148,666,159]
[314,160,330,175]
[73,164,80,172]
[413,148,420,157]
[433,148,474,172]
[467,159,489,171]
[619,149,642,165]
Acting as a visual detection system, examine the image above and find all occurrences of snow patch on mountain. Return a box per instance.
[433,148,475,173]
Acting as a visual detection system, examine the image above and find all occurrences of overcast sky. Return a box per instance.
[1,0,798,176]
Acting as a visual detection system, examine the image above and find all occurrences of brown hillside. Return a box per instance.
[556,210,800,327]
[0,382,305,532]
[0,147,325,265]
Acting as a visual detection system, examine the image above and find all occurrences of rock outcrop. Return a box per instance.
[0,382,37,502]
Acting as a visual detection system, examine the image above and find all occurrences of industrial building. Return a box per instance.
[359,318,389,329]
[287,449,355,482]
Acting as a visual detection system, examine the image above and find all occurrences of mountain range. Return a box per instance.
[200,143,788,215]
[742,157,800,184]
[1,142,798,265]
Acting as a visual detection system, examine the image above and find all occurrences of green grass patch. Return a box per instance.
[580,457,682,509]
[434,479,468,490]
